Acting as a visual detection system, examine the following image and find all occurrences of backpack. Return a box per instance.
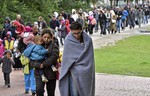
[20,54,30,65]
[91,18,97,25]
[20,54,30,74]
[66,26,71,34]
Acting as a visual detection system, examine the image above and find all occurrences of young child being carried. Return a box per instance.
[23,35,57,82]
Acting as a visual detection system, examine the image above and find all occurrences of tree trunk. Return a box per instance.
[110,0,112,8]
[116,0,118,6]
[142,0,144,4]
[114,0,116,6]
[127,0,129,5]
[136,0,138,4]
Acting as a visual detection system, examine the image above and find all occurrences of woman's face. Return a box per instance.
[42,33,52,44]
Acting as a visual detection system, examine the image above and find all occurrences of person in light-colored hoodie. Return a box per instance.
[20,26,34,45]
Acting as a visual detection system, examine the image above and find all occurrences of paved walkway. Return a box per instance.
[1,69,150,96]
[0,23,150,96]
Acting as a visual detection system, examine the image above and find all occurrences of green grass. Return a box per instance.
[95,35,150,77]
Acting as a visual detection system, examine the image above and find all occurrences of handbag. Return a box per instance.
[111,19,116,23]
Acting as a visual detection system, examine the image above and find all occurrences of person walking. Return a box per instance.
[99,10,107,35]
[0,50,15,88]
[30,29,59,96]
[137,8,144,27]
[59,21,95,96]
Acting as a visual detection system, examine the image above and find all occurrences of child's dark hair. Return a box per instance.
[70,21,82,30]
[4,50,12,57]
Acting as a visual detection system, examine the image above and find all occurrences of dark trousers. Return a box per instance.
[100,23,106,35]
[36,78,56,96]
[4,73,10,85]
[129,19,135,28]
[60,36,66,45]
[88,24,95,35]
[95,20,99,30]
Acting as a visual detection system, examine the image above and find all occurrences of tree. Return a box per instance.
[0,0,97,29]
[135,0,138,4]
[110,0,113,7]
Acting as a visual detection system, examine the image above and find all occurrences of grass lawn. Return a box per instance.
[95,35,150,77]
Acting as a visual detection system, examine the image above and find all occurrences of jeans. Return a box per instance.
[144,15,149,24]
[105,21,110,33]
[116,19,122,33]
[95,19,99,30]
[36,78,56,96]
[129,19,135,28]
[121,19,126,30]
[138,18,142,27]
[24,69,36,93]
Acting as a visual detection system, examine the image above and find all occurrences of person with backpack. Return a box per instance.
[20,26,34,45]
[88,16,97,35]
[20,53,36,95]
[15,25,36,96]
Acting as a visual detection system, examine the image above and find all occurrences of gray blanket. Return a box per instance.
[59,32,95,96]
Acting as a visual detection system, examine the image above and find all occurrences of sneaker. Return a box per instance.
[42,75,48,83]
[32,92,36,96]
[7,84,10,88]
[51,66,58,72]
[25,90,29,94]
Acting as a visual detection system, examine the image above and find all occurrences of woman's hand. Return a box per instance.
[40,64,44,68]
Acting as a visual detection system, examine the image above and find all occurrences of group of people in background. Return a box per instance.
[0,13,59,95]
[0,3,150,96]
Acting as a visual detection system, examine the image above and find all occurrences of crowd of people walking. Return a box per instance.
[0,3,150,96]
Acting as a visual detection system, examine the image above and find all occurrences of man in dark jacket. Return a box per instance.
[50,16,60,37]
[99,10,107,35]
[115,7,122,33]
[128,9,135,29]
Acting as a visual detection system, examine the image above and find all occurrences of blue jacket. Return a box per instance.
[122,10,128,20]
[23,43,48,61]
